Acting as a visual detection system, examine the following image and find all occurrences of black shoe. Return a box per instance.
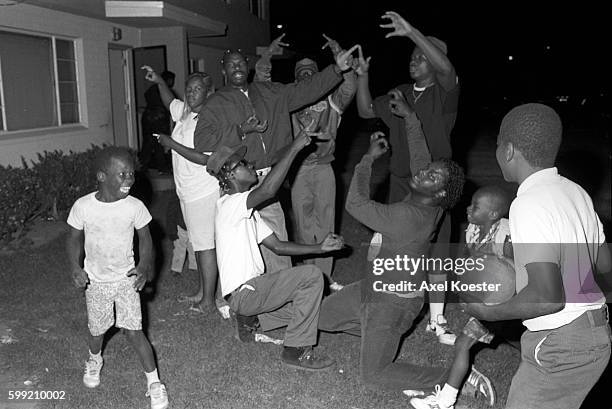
[235,314,259,342]
[281,346,334,371]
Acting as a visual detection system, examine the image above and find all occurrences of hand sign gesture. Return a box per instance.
[321,33,342,56]
[266,33,289,55]
[380,11,413,38]
[387,88,414,118]
[240,114,268,138]
[367,131,390,159]
[320,233,345,252]
[355,45,371,76]
[335,44,361,71]
[141,65,161,83]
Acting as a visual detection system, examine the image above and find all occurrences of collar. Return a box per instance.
[517,167,559,196]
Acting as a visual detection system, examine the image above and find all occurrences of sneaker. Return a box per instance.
[410,385,454,409]
[281,346,334,371]
[425,315,457,346]
[146,382,169,409]
[83,356,103,388]
[218,305,231,320]
[329,282,344,292]
[464,366,495,406]
[235,314,259,342]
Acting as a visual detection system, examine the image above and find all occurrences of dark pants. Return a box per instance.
[227,265,323,348]
[319,281,448,391]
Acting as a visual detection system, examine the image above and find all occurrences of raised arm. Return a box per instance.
[345,133,414,236]
[142,66,175,109]
[284,46,358,112]
[254,33,289,82]
[246,131,313,210]
[387,88,431,173]
[355,46,376,118]
[381,11,457,90]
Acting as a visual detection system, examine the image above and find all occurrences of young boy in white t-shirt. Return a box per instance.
[66,147,168,409]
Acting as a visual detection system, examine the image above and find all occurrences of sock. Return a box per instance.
[145,369,160,390]
[439,383,458,407]
[429,302,445,323]
[89,350,102,362]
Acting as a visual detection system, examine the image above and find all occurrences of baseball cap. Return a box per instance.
[294,58,319,78]
[207,145,247,176]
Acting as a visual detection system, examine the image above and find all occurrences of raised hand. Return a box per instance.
[320,233,345,252]
[321,33,342,56]
[335,44,361,71]
[240,114,268,137]
[355,45,371,76]
[380,11,413,38]
[366,131,390,159]
[141,65,161,83]
[387,88,414,118]
[291,129,314,152]
[71,267,89,288]
[265,33,289,55]
[127,267,147,291]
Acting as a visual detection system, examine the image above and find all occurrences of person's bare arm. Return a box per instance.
[355,46,375,118]
[127,225,154,291]
[261,232,344,256]
[142,66,175,109]
[66,227,88,288]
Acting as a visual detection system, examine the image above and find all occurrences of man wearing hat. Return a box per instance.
[207,131,344,371]
[290,35,357,291]
[194,44,357,280]
[355,11,460,345]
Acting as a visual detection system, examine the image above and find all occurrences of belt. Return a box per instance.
[256,167,271,177]
[569,305,609,330]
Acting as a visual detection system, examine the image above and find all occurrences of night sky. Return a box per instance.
[269,1,609,114]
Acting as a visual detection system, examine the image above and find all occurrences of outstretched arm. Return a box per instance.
[254,33,289,82]
[380,11,457,90]
[142,66,175,109]
[355,46,376,118]
[261,232,344,256]
[156,133,210,165]
[246,131,314,210]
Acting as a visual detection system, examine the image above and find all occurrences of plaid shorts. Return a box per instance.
[85,277,142,336]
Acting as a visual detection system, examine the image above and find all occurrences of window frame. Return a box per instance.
[0,27,82,135]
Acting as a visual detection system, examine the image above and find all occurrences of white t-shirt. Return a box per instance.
[510,167,606,331]
[67,192,152,283]
[169,99,219,202]
[215,190,273,296]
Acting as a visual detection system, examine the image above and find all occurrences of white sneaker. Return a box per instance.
[218,305,231,320]
[410,385,454,409]
[464,366,495,406]
[146,382,169,409]
[425,315,457,346]
[83,356,103,388]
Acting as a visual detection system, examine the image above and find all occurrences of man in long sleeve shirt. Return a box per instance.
[318,103,466,392]
[194,47,355,275]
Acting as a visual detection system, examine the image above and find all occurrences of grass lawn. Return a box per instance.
[1,127,609,409]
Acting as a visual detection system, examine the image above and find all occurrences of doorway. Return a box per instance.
[108,45,136,148]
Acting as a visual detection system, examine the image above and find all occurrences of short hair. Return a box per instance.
[498,103,562,168]
[475,185,511,217]
[161,70,175,81]
[439,158,465,210]
[221,49,247,65]
[185,71,212,88]
[94,146,133,173]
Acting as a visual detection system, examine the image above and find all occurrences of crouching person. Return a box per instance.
[207,131,344,371]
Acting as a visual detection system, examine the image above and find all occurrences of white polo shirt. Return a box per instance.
[509,167,606,331]
[169,99,219,203]
[215,190,274,297]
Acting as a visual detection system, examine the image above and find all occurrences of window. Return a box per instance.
[0,30,80,132]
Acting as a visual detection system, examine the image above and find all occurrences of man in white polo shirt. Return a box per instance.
[464,103,611,409]
[206,131,344,371]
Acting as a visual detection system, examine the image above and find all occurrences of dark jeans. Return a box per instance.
[319,281,448,391]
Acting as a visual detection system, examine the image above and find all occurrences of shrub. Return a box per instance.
[0,165,42,244]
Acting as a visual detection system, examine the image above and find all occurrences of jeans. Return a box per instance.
[319,281,448,391]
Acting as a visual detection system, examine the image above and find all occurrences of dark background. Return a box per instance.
[268,1,610,134]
